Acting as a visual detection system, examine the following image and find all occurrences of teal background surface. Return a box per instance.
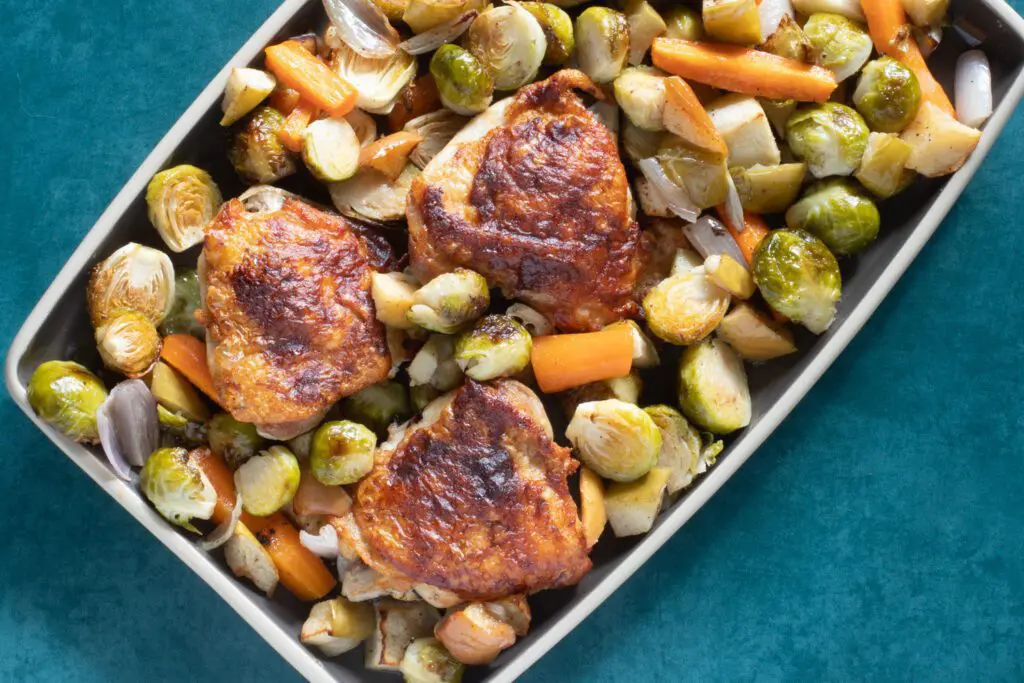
[1,1,1022,681]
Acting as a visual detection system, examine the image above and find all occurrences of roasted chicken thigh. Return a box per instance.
[407,70,641,332]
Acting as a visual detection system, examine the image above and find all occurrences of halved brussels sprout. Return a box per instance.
[703,0,762,45]
[228,106,296,184]
[730,163,807,214]
[28,360,107,443]
[146,165,222,253]
[716,302,798,361]
[330,41,417,114]
[208,413,264,470]
[642,267,731,346]
[408,334,464,391]
[663,6,704,41]
[87,243,175,328]
[235,445,302,516]
[903,0,948,27]
[301,597,376,657]
[404,109,470,168]
[853,57,922,134]
[347,108,379,147]
[561,372,643,420]
[566,399,662,482]
[760,98,798,137]
[302,118,361,182]
[657,135,730,209]
[330,165,420,223]
[643,405,704,494]
[677,339,751,434]
[404,0,486,34]
[603,466,671,536]
[158,405,206,447]
[467,4,547,91]
[310,421,377,486]
[160,269,205,338]
[407,268,490,333]
[401,637,465,683]
[622,120,662,164]
[429,44,494,116]
[803,13,873,82]
[520,2,575,65]
[624,0,666,65]
[453,315,533,381]
[575,7,630,84]
[613,66,666,132]
[95,309,162,378]
[752,229,841,334]
[341,382,411,437]
[786,178,880,255]
[141,447,216,532]
[760,15,811,62]
[786,102,870,178]
[706,94,781,168]
[220,67,276,126]
[855,132,915,198]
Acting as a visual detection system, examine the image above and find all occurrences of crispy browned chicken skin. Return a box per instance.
[201,198,390,437]
[407,70,641,332]
[351,379,591,600]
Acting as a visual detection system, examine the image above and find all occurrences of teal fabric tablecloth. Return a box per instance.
[1,1,1022,681]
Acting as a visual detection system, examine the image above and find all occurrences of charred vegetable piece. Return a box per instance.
[146,165,222,253]
[467,4,547,91]
[760,15,812,62]
[28,360,107,444]
[407,268,490,334]
[95,309,162,378]
[575,7,630,83]
[520,2,575,65]
[454,315,533,381]
[141,446,216,533]
[229,106,296,184]
[87,243,175,328]
[208,413,264,470]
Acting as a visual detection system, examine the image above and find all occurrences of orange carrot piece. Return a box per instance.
[662,76,728,156]
[189,449,337,602]
[264,41,357,117]
[531,326,634,394]
[652,37,837,103]
[358,131,424,180]
[269,86,302,115]
[160,334,220,405]
[719,208,771,265]
[279,99,319,153]
[386,74,442,132]
[894,37,956,116]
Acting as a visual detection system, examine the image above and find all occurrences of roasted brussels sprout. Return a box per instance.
[310,421,377,486]
[229,106,296,184]
[140,446,216,532]
[452,315,533,381]
[220,67,276,127]
[716,302,798,361]
[657,136,730,208]
[624,0,666,65]
[236,445,301,516]
[622,120,662,164]
[401,637,465,683]
[566,399,662,482]
[703,0,762,46]
[643,405,704,494]
[95,309,162,378]
[803,13,873,82]
[410,384,443,412]
[87,243,175,327]
[329,165,420,223]
[302,118,361,182]
[157,405,206,447]
[518,3,574,66]
[429,45,494,116]
[603,466,671,536]
[663,6,703,41]
[28,360,107,443]
[706,94,781,168]
[404,109,471,168]
[341,381,411,437]
[146,165,222,253]
[160,269,204,338]
[853,57,922,133]
[855,132,915,198]
[330,41,417,114]
[678,339,751,434]
[207,413,264,470]
[752,229,841,334]
[730,163,807,214]
[467,4,547,90]
[786,179,880,255]
[786,102,870,178]
[642,267,730,346]
[575,7,630,84]
[408,334,464,391]
[760,98,798,137]
[903,0,948,27]
[760,15,812,62]
[407,268,490,333]
[613,67,666,132]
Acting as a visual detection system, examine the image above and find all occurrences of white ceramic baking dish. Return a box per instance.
[7,1,1024,680]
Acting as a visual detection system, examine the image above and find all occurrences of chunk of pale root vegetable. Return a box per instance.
[580,467,608,549]
[705,254,756,299]
[706,94,780,168]
[662,76,729,156]
[434,603,517,665]
[342,560,419,602]
[413,583,465,609]
[371,271,419,330]
[220,68,276,126]
[901,102,982,178]
[300,597,375,657]
[483,595,531,636]
[604,467,672,537]
[636,175,674,217]
[716,302,797,361]
[223,522,279,596]
[792,0,864,22]
[292,468,353,517]
[366,600,441,671]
